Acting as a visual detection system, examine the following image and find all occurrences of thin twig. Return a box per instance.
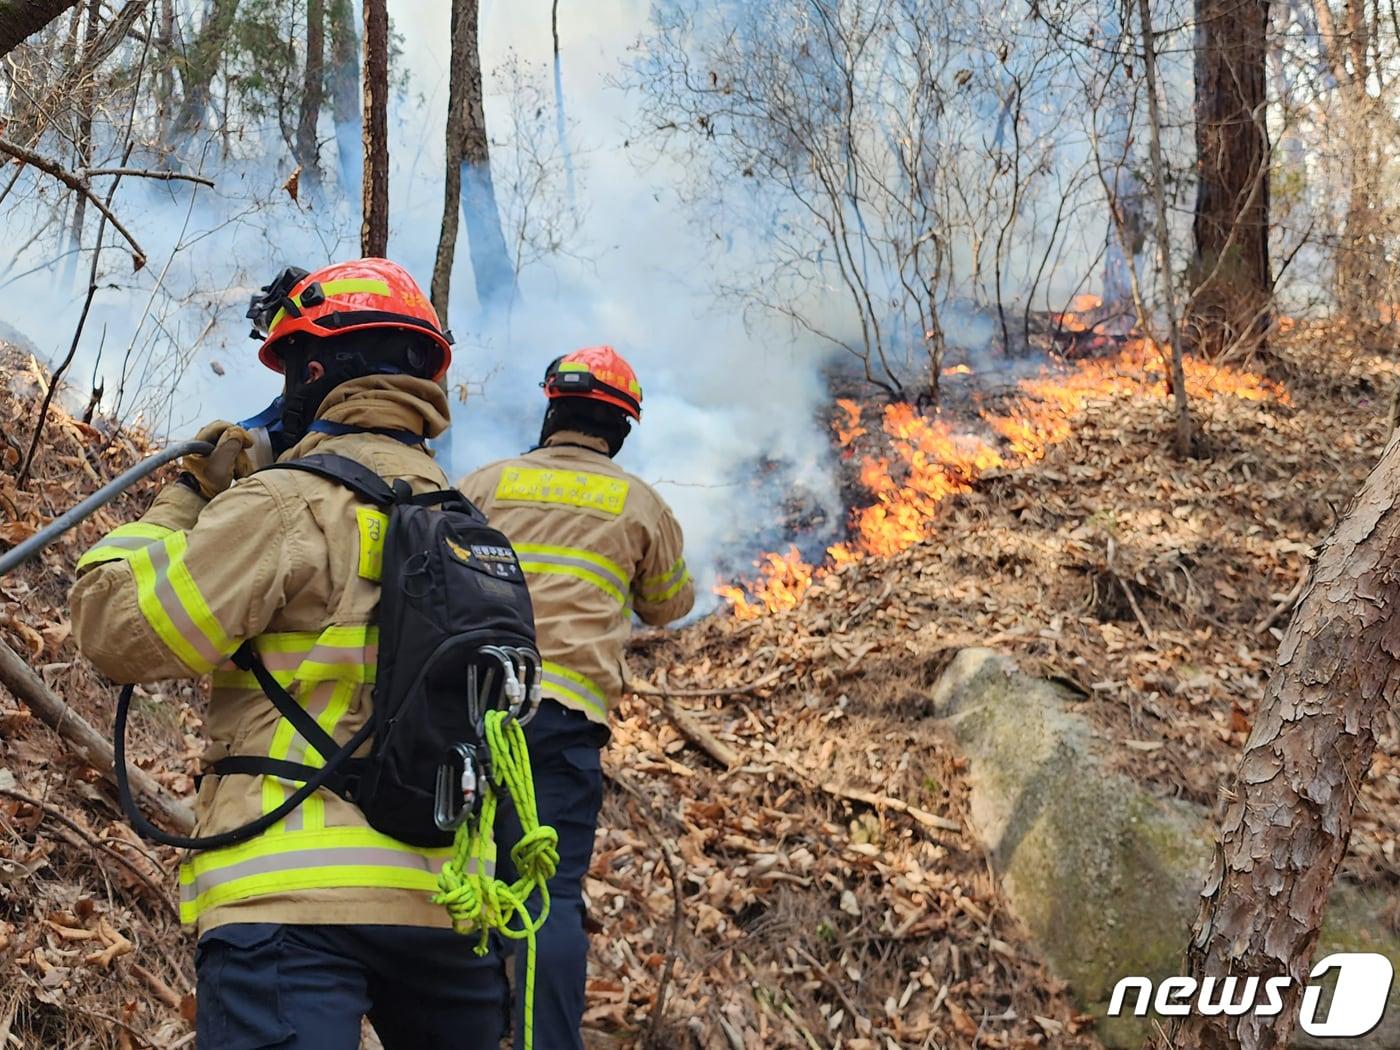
[770,757,962,833]
[0,787,178,923]
[0,137,146,265]
[17,144,132,484]
[625,667,783,699]
[82,167,213,186]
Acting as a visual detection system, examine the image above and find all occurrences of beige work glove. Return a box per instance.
[182,420,256,499]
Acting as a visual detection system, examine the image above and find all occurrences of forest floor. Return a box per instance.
[1,329,1398,1049]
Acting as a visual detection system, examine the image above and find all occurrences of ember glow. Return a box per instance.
[1052,293,1105,333]
[717,338,1288,617]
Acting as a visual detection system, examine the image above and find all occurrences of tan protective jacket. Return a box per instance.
[71,376,467,934]
[459,431,694,723]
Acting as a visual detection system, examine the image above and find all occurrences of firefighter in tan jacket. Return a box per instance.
[460,346,694,1049]
[70,260,506,1050]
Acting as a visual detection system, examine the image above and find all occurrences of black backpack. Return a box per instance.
[114,452,541,850]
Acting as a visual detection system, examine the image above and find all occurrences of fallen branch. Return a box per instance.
[0,635,195,834]
[0,787,178,922]
[130,961,185,1011]
[772,756,960,833]
[625,667,783,699]
[628,675,743,769]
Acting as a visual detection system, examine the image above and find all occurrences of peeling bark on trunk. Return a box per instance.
[1165,439,1400,1049]
[1188,0,1272,358]
[360,0,389,257]
[0,0,80,57]
[456,0,514,313]
[293,0,325,202]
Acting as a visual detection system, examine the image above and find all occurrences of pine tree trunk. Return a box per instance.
[456,0,514,313]
[1187,0,1272,358]
[360,0,389,257]
[294,0,325,201]
[0,0,81,58]
[1164,435,1400,1049]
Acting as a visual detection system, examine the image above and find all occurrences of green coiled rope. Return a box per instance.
[433,711,559,1050]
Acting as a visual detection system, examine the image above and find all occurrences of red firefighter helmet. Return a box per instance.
[249,258,453,380]
[542,346,643,421]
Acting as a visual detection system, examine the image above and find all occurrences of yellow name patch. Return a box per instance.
[495,467,630,516]
[356,507,389,581]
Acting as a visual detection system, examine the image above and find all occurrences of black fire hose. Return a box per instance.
[0,440,214,578]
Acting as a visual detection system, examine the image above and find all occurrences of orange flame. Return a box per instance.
[834,398,866,448]
[716,339,1287,615]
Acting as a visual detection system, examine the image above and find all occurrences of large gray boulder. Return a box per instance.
[927,648,1400,1048]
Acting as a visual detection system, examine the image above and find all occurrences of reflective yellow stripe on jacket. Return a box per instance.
[515,543,630,606]
[75,521,173,571]
[639,556,691,604]
[178,825,477,925]
[540,661,608,720]
[118,530,236,674]
[212,627,377,832]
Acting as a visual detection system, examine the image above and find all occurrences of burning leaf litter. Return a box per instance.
[719,338,1290,619]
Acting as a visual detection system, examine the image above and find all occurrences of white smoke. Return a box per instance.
[0,0,845,608]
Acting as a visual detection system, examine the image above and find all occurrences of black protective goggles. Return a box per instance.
[246,266,310,339]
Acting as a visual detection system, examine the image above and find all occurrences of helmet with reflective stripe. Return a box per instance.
[248,258,453,381]
[542,346,643,421]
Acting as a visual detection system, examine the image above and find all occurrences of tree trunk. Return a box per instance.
[63,0,98,286]
[172,0,242,138]
[430,0,470,327]
[0,0,80,57]
[456,0,514,313]
[70,1,98,215]
[294,0,326,202]
[1101,12,1145,328]
[1135,0,1193,457]
[1187,0,1272,358]
[154,0,174,141]
[360,0,389,256]
[552,0,576,206]
[1163,439,1400,1050]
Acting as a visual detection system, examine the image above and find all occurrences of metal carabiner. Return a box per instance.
[514,649,543,727]
[466,664,484,737]
[433,742,481,831]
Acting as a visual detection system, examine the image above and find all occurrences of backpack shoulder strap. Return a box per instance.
[261,453,397,506]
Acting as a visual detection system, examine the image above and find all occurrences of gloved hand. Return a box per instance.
[182,420,256,498]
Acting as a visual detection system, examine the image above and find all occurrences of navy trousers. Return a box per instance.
[195,922,507,1049]
[496,700,609,1050]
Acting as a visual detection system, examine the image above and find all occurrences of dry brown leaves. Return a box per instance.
[609,328,1400,1048]
[1,345,200,1048]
